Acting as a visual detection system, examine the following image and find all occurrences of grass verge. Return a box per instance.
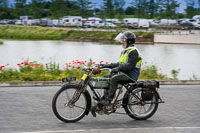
[0,25,154,43]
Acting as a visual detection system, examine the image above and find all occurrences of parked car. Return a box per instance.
[0,19,14,24]
[104,22,117,28]
[179,19,197,26]
[15,20,23,25]
[52,19,60,26]
[105,19,121,24]
[148,19,160,26]
[159,19,177,26]
[40,18,53,26]
[83,20,96,27]
[83,19,104,28]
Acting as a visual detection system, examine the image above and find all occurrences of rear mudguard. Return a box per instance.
[61,83,92,115]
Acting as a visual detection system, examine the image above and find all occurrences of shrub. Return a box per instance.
[139,65,169,80]
[0,60,171,81]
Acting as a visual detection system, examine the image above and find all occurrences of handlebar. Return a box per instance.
[82,64,110,72]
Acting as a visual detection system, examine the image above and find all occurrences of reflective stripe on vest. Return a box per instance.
[119,48,143,68]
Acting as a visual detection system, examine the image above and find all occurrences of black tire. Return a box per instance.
[123,87,159,120]
[52,85,89,122]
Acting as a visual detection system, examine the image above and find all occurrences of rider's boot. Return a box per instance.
[99,97,112,106]
[100,91,115,106]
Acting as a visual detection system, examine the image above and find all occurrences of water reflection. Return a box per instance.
[0,40,200,80]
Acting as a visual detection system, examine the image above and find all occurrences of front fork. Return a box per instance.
[68,80,88,106]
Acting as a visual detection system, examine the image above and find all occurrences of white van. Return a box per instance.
[61,16,83,27]
[192,15,200,21]
[83,20,104,28]
[159,19,177,26]
[125,18,149,28]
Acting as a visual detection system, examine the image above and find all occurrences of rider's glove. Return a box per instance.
[111,67,120,74]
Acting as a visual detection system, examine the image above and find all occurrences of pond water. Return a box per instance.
[0,40,200,80]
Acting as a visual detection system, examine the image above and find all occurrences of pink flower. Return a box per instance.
[77,66,81,69]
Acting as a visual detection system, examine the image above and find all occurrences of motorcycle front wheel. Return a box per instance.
[52,85,89,122]
[123,87,159,120]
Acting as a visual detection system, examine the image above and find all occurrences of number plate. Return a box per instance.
[81,74,88,80]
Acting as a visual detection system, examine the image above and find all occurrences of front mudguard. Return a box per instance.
[61,82,92,116]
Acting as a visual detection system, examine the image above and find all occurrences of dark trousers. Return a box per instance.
[104,73,134,100]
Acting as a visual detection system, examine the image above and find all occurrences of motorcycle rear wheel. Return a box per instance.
[123,87,159,120]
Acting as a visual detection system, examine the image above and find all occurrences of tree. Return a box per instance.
[131,0,149,18]
[113,0,125,19]
[125,6,136,15]
[184,0,200,18]
[49,0,79,18]
[0,0,9,19]
[50,0,68,18]
[15,0,27,17]
[160,0,179,19]
[102,0,115,18]
[27,0,46,18]
[0,0,8,8]
[15,0,27,8]
[76,0,92,18]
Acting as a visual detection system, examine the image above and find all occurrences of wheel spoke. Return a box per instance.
[142,105,147,113]
[74,105,86,110]
[64,90,71,101]
[52,87,88,122]
[124,87,159,120]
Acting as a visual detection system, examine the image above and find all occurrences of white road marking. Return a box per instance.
[20,127,200,133]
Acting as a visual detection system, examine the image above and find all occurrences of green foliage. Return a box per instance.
[0,25,69,40]
[0,61,171,81]
[0,25,154,42]
[134,32,154,38]
[139,65,169,80]
[76,0,93,18]
[0,0,199,20]
[0,40,3,45]
[66,30,119,41]
[171,69,180,80]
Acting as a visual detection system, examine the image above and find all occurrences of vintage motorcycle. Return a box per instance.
[52,65,164,122]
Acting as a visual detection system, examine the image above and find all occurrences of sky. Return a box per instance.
[8,0,198,13]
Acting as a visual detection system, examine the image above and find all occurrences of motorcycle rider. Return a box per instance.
[100,30,143,106]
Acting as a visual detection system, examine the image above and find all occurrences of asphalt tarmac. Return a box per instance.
[0,85,200,133]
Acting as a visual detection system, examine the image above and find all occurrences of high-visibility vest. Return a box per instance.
[119,48,143,68]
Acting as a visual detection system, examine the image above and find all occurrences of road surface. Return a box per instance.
[0,85,200,133]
